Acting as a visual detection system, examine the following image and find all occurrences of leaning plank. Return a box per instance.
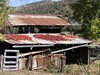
[51,44,88,54]
[51,44,99,54]
[19,50,48,57]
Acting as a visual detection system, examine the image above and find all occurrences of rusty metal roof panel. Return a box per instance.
[4,34,91,44]
[8,14,67,26]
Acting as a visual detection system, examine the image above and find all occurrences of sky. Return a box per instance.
[9,0,61,7]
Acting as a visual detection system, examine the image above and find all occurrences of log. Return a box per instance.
[19,49,48,57]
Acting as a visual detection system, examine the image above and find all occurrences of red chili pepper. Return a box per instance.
[33,34,66,41]
[6,34,32,41]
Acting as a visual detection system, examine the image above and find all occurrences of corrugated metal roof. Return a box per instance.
[7,14,67,26]
[4,34,91,44]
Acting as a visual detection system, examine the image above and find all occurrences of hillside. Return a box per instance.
[13,1,75,19]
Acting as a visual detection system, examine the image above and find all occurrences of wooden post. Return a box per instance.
[48,55,51,69]
[0,55,2,69]
[29,54,33,71]
[60,57,64,72]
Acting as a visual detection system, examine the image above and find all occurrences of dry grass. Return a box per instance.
[64,62,100,75]
[0,70,52,75]
[0,60,100,75]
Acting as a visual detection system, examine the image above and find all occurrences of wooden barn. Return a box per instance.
[0,14,91,70]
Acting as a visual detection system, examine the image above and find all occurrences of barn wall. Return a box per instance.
[65,44,89,64]
[77,47,89,64]
[0,42,90,70]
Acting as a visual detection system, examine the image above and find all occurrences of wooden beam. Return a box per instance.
[19,49,48,57]
[51,44,100,54]
[13,45,54,48]
[51,44,88,54]
[88,45,100,47]
[18,44,99,57]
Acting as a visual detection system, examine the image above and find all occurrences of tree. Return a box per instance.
[71,0,100,40]
[0,0,8,30]
[43,0,52,2]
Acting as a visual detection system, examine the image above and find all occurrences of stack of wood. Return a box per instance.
[18,54,65,70]
[19,58,27,70]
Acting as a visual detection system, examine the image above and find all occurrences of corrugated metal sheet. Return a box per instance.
[4,34,91,44]
[8,14,67,26]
